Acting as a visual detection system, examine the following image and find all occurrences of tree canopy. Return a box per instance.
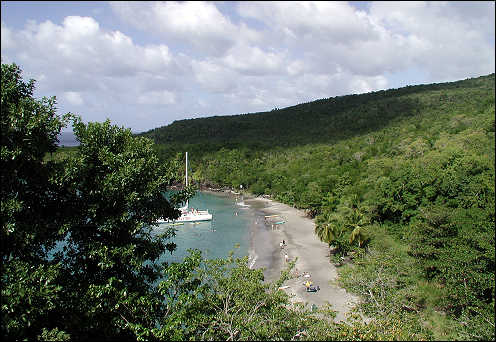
[1,63,183,339]
[2,62,493,340]
[143,71,495,340]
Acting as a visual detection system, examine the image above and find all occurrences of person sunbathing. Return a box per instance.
[305,280,320,292]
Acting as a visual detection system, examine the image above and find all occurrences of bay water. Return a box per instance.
[53,133,260,268]
[154,191,253,265]
[48,191,256,269]
[53,132,256,264]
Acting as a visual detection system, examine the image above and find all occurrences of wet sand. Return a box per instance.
[245,195,361,323]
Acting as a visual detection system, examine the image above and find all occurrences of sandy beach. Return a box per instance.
[244,194,361,323]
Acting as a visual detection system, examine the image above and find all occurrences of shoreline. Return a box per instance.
[203,189,361,323]
[243,193,361,323]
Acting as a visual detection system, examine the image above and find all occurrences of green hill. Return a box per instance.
[141,74,494,150]
[142,73,495,340]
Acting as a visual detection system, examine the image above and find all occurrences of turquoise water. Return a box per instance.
[154,191,252,264]
[48,191,254,269]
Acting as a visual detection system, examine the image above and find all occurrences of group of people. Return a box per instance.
[279,240,320,293]
[304,279,320,292]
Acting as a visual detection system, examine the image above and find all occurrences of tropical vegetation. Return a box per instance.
[2,61,494,340]
[142,72,495,340]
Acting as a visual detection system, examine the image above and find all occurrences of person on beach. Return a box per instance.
[305,280,312,291]
[279,241,284,249]
[305,280,320,292]
[284,253,289,262]
[304,280,320,292]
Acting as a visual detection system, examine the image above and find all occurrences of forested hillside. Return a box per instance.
[141,74,493,151]
[143,74,495,340]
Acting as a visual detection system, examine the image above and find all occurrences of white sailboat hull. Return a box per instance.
[175,211,212,222]
[158,210,212,223]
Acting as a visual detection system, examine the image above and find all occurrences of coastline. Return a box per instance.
[242,193,361,323]
[202,188,361,323]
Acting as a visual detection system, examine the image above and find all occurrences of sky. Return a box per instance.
[1,1,494,133]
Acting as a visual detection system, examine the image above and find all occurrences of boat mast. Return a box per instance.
[185,152,188,209]
[185,152,188,187]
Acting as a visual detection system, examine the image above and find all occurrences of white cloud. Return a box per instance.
[191,59,238,93]
[62,15,100,38]
[1,21,14,50]
[137,90,176,105]
[368,1,495,80]
[349,75,388,94]
[286,60,305,76]
[222,44,287,76]
[111,1,260,56]
[9,16,175,80]
[238,1,378,44]
[63,91,84,106]
[1,1,493,132]
[236,1,494,82]
[1,15,180,93]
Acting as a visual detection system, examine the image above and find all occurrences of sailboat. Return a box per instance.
[236,195,250,209]
[158,152,212,223]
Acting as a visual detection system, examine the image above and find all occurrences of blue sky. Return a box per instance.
[2,1,494,133]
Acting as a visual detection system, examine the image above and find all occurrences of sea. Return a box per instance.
[57,131,79,147]
[154,191,253,264]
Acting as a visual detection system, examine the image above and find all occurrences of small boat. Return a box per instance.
[236,196,250,208]
[158,152,213,223]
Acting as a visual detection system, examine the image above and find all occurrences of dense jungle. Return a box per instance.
[141,73,495,340]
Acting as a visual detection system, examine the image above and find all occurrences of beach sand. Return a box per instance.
[245,195,361,323]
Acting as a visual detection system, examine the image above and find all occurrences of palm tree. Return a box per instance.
[314,222,335,246]
[314,211,346,247]
[315,202,370,249]
[347,208,370,247]
[349,225,367,247]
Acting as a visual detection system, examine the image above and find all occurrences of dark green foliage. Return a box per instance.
[1,63,68,338]
[1,63,68,262]
[141,74,493,151]
[5,62,402,341]
[144,72,495,340]
[152,251,304,341]
[3,61,494,340]
[1,63,182,339]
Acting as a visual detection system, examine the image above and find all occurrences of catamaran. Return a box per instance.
[158,152,212,223]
